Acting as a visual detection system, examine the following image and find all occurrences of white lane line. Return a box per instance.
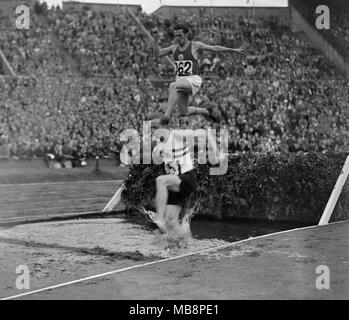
[0,180,123,187]
[1,220,347,300]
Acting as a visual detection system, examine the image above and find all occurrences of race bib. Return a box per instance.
[175,60,193,77]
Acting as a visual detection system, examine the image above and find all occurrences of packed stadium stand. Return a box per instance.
[291,0,349,60]
[0,0,348,164]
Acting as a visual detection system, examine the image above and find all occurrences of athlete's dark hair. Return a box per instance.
[173,23,189,34]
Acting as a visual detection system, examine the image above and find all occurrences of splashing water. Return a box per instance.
[137,204,223,256]
[138,206,193,242]
[138,206,166,233]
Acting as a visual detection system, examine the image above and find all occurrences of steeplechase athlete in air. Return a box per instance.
[151,23,244,126]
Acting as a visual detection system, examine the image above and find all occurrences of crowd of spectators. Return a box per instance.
[143,10,341,80]
[0,11,71,77]
[1,74,347,161]
[0,3,348,164]
[47,7,162,78]
[0,75,167,162]
[292,0,349,60]
[47,6,341,80]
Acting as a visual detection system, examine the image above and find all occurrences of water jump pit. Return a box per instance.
[0,217,348,300]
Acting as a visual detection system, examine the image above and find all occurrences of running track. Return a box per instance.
[2,220,348,300]
[0,180,124,221]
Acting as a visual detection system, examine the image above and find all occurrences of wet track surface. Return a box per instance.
[0,181,123,220]
[0,219,348,300]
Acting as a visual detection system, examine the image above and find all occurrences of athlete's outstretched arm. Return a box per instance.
[195,41,244,54]
[152,32,176,57]
[153,43,176,57]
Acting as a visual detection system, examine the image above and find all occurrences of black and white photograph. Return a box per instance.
[0,0,348,304]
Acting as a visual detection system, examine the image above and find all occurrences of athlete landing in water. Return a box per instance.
[141,123,225,244]
[151,23,244,126]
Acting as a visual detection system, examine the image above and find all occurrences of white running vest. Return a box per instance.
[162,131,194,175]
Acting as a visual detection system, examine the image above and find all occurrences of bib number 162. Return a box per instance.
[175,60,193,76]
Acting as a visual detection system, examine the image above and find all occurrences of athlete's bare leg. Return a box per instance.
[175,91,190,115]
[163,81,178,118]
[176,92,207,116]
[151,78,216,125]
[173,79,217,120]
[164,205,182,241]
[150,81,180,126]
[155,174,181,225]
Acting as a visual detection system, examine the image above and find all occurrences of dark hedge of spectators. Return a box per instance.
[0,3,348,161]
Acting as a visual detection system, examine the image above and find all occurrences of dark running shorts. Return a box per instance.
[167,170,197,206]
